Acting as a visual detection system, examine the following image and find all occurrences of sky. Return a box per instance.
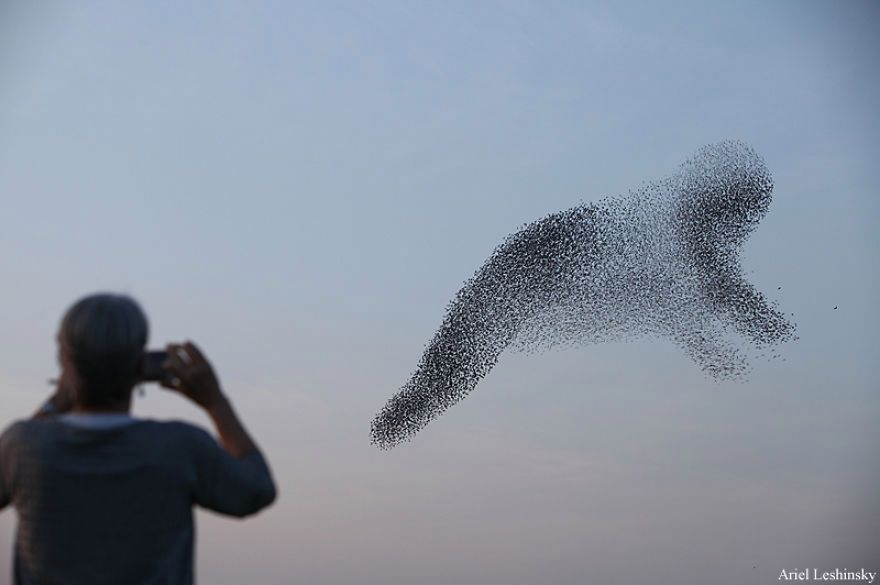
[1,1,878,583]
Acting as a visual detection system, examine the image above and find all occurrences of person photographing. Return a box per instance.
[0,293,277,585]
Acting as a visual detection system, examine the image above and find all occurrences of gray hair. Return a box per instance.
[59,293,149,404]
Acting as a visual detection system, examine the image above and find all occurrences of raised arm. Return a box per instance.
[162,341,262,458]
[163,341,276,516]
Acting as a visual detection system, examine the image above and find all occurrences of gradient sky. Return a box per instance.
[1,2,878,584]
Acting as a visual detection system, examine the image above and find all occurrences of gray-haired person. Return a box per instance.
[0,293,277,585]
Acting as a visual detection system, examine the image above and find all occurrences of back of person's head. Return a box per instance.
[58,292,149,408]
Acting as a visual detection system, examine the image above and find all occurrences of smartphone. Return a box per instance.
[142,350,169,382]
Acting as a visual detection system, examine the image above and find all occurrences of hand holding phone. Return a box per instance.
[160,342,225,411]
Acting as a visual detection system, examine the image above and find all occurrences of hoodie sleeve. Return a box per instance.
[185,425,277,518]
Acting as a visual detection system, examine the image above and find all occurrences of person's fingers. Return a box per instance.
[158,376,182,390]
[161,350,175,372]
[163,344,197,390]
[166,343,188,360]
[165,345,188,371]
[165,343,182,363]
[183,341,208,366]
[172,344,193,366]
[179,342,213,385]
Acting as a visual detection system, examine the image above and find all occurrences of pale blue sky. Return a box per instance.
[1,2,878,584]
